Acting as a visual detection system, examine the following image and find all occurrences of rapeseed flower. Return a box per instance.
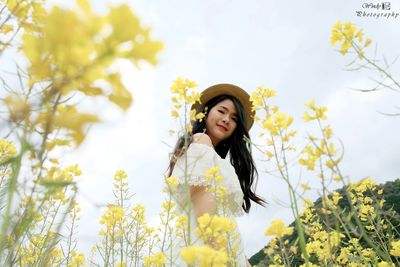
[205,165,221,182]
[299,145,318,170]
[114,170,128,181]
[390,240,400,257]
[180,246,228,266]
[169,77,200,133]
[0,138,17,163]
[195,112,206,122]
[195,213,237,249]
[165,176,179,189]
[99,205,125,230]
[180,246,197,264]
[331,21,372,58]
[143,252,167,267]
[68,250,86,267]
[265,219,293,239]
[377,262,395,267]
[250,86,277,111]
[302,99,328,122]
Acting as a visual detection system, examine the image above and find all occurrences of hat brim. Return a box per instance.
[191,83,254,130]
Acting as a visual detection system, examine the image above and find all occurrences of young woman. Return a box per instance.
[167,83,265,266]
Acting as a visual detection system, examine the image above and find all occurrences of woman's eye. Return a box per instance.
[232,117,237,122]
[218,110,224,114]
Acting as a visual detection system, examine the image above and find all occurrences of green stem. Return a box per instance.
[0,138,26,256]
[274,130,309,265]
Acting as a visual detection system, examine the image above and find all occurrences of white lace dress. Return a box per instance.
[169,143,247,266]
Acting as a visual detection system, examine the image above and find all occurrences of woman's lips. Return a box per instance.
[217,124,228,131]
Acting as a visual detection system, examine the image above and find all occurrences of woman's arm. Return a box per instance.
[190,185,216,218]
[190,133,216,218]
[246,258,252,267]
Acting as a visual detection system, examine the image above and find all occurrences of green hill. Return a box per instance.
[249,179,400,266]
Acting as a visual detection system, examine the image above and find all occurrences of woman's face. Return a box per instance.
[205,98,238,146]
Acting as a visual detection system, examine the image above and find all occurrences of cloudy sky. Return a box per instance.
[39,0,400,258]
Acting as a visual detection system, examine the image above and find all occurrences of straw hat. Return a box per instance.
[191,83,254,130]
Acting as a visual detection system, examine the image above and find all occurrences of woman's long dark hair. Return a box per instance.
[167,95,266,213]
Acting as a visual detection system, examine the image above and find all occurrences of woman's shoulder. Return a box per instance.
[192,133,212,147]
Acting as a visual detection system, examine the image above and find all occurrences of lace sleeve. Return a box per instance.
[171,143,218,187]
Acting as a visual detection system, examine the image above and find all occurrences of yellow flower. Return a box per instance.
[46,138,71,151]
[195,214,237,248]
[331,21,372,60]
[63,164,82,180]
[358,204,375,222]
[364,38,372,47]
[326,159,340,169]
[114,170,128,181]
[205,166,221,182]
[378,262,395,267]
[332,191,342,205]
[355,29,364,42]
[275,112,293,129]
[331,24,343,46]
[333,176,343,182]
[300,184,311,191]
[351,177,377,193]
[99,205,125,230]
[323,125,333,139]
[300,264,319,267]
[250,86,277,111]
[195,112,206,122]
[68,250,86,267]
[181,246,228,266]
[265,219,293,239]
[305,99,316,109]
[215,174,223,182]
[165,176,179,189]
[3,95,31,123]
[340,40,351,55]
[175,214,188,230]
[36,105,99,145]
[170,77,198,103]
[186,92,201,105]
[302,99,328,122]
[169,78,202,128]
[161,200,175,213]
[171,109,179,118]
[189,109,197,121]
[265,150,274,158]
[215,186,229,201]
[180,246,197,264]
[390,240,400,257]
[299,145,318,170]
[0,139,17,163]
[143,252,166,267]
[0,24,14,34]
[343,22,356,40]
